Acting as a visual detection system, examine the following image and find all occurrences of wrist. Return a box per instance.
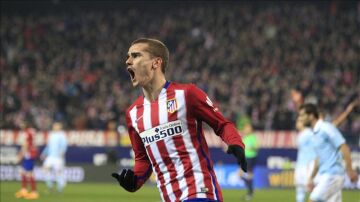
[346,168,354,173]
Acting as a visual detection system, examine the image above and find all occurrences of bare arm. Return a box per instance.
[339,143,358,183]
[16,142,28,163]
[332,99,359,127]
[309,159,319,180]
[307,158,319,191]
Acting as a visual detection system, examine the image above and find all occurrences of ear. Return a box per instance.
[152,57,163,70]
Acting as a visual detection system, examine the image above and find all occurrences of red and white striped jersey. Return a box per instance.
[126,81,244,202]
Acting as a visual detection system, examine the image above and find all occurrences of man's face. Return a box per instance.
[52,122,63,130]
[295,117,304,131]
[125,43,155,87]
[298,109,312,127]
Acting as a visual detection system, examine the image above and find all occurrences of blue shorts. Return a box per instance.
[22,159,35,171]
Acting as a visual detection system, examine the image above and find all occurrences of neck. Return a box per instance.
[310,118,319,129]
[142,76,166,102]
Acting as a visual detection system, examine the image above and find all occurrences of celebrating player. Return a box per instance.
[298,103,358,202]
[111,38,247,202]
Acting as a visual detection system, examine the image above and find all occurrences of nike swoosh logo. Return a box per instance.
[135,115,143,123]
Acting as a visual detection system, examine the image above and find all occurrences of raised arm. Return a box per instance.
[332,99,359,127]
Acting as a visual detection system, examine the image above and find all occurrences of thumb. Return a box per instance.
[111,173,119,179]
[226,145,235,154]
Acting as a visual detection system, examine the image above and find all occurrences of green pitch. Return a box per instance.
[1,181,358,202]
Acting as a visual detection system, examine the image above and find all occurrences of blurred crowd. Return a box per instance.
[1,2,359,140]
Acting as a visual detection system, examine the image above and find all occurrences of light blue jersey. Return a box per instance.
[296,128,316,168]
[312,120,345,175]
[42,131,67,158]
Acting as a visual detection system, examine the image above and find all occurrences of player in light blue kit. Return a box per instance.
[294,117,316,202]
[41,121,68,193]
[298,103,358,202]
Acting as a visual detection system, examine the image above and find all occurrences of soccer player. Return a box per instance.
[294,117,316,202]
[238,122,258,201]
[298,103,358,202]
[111,38,247,202]
[14,124,39,199]
[41,121,68,193]
[294,99,358,202]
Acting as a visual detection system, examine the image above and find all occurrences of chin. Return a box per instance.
[131,81,139,87]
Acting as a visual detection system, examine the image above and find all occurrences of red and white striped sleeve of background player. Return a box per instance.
[125,81,245,202]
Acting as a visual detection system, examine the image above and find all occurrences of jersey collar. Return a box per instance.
[313,119,323,134]
[163,80,171,89]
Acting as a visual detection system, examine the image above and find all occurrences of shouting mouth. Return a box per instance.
[127,67,135,81]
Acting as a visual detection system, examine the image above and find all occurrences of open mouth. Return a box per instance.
[127,68,135,80]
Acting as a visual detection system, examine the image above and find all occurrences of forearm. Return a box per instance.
[309,159,319,181]
[340,144,354,172]
[332,109,351,127]
[17,152,24,161]
[133,159,152,190]
[218,123,245,148]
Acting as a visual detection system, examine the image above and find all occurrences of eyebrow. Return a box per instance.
[127,52,141,58]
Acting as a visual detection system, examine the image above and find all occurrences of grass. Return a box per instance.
[1,181,359,202]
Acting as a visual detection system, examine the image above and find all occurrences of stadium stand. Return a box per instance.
[1,1,359,145]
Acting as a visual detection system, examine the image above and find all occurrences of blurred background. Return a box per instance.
[1,0,359,201]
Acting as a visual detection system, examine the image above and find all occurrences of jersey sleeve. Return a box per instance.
[187,84,245,149]
[324,123,345,149]
[125,111,152,190]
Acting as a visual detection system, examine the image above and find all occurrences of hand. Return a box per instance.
[227,145,247,172]
[111,169,137,192]
[347,169,359,183]
[307,179,315,191]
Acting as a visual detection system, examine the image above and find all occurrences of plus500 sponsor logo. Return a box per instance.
[140,120,183,146]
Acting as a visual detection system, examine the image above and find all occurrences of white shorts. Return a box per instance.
[295,161,315,186]
[309,174,344,202]
[43,156,65,171]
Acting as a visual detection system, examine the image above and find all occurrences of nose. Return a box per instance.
[126,57,132,66]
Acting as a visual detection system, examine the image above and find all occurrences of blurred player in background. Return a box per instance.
[14,123,39,199]
[298,103,358,202]
[111,38,247,202]
[294,117,316,202]
[238,122,258,201]
[41,121,68,193]
[294,99,358,202]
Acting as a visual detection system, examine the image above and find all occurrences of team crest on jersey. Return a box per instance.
[167,98,178,113]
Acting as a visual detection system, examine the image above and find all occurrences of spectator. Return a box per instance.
[1,2,359,146]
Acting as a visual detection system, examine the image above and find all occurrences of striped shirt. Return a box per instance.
[126,81,244,202]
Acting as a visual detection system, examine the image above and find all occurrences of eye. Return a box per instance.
[131,53,141,58]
